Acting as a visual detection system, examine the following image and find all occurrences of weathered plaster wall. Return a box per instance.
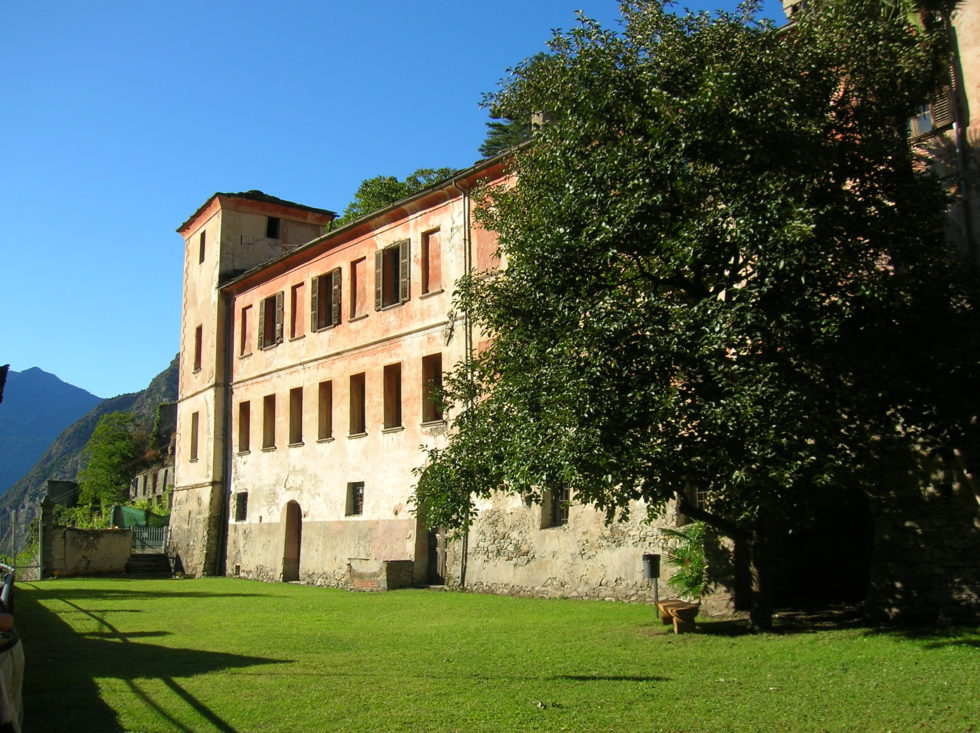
[47,528,131,576]
[446,494,675,604]
[226,517,418,587]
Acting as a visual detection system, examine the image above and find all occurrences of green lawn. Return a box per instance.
[15,578,979,732]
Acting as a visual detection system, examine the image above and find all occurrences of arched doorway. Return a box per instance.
[282,501,302,582]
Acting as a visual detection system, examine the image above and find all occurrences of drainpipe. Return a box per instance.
[215,291,235,576]
[452,178,474,589]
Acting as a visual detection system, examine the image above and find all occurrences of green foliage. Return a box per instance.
[478,115,531,158]
[414,0,978,623]
[77,411,149,507]
[660,522,708,599]
[19,579,980,732]
[53,504,110,529]
[131,487,172,516]
[333,167,459,227]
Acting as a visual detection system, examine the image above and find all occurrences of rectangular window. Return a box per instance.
[234,492,248,522]
[240,305,253,356]
[541,487,570,529]
[259,292,284,349]
[289,387,303,445]
[198,231,206,264]
[422,228,441,294]
[422,353,443,423]
[193,325,203,372]
[350,257,367,319]
[383,363,402,429]
[266,216,281,239]
[238,401,250,453]
[375,239,410,309]
[349,372,366,435]
[346,481,364,516]
[263,394,276,449]
[190,411,200,461]
[318,380,333,440]
[311,268,342,331]
[290,283,305,338]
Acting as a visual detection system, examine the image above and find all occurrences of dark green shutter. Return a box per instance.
[258,301,266,349]
[275,291,284,344]
[331,268,342,326]
[374,250,383,310]
[310,275,320,331]
[399,239,410,303]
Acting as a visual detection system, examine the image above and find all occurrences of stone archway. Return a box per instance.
[282,501,302,582]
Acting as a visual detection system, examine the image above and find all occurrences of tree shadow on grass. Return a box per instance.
[17,584,286,733]
[859,625,980,650]
[552,675,669,682]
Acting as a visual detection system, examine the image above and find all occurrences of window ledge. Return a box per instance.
[262,446,276,452]
[313,324,338,333]
[192,367,201,374]
[239,352,252,359]
[420,289,444,300]
[382,426,405,434]
[344,513,364,518]
[421,419,447,428]
[349,314,368,322]
[377,301,407,312]
[317,437,335,444]
[289,334,305,342]
[288,441,304,448]
[237,450,250,456]
[189,458,199,463]
[347,432,368,440]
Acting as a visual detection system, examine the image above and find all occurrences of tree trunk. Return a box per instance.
[747,523,774,632]
[733,533,752,611]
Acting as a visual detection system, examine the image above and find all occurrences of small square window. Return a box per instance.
[541,487,570,529]
[266,216,281,239]
[346,482,364,516]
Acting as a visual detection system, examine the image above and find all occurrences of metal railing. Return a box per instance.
[132,526,168,552]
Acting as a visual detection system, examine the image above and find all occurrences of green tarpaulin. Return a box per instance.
[111,505,169,528]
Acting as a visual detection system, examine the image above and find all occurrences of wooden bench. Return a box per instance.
[656,599,699,634]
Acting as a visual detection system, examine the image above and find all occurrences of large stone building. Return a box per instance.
[170,1,980,614]
[169,159,674,600]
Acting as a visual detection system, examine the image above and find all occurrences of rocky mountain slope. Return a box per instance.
[0,367,103,496]
[0,355,179,513]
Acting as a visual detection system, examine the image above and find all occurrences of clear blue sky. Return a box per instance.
[0,0,786,399]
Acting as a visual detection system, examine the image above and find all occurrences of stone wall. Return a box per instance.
[446,493,679,605]
[45,528,132,577]
[866,452,979,623]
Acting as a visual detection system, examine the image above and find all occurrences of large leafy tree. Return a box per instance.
[333,167,459,227]
[78,411,149,507]
[414,0,978,629]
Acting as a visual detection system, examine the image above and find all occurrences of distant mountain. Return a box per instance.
[0,355,179,514]
[0,367,103,496]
